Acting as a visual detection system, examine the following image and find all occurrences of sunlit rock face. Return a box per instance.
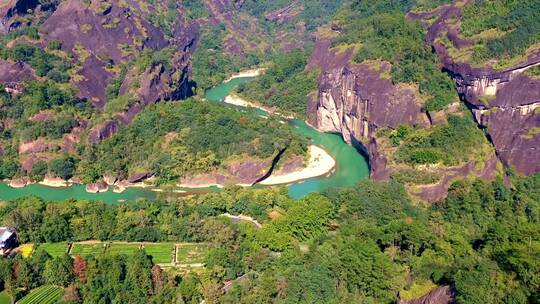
[19,0,200,144]
[416,2,540,175]
[307,37,428,180]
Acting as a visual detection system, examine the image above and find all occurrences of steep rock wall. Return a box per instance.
[307,39,428,180]
[415,3,540,176]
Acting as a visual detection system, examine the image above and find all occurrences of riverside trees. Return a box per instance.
[0,174,538,303]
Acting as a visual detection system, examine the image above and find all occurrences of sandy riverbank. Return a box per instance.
[259,145,336,186]
[225,68,264,82]
[224,93,295,119]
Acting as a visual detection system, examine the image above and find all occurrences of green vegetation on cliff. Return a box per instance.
[461,0,540,66]
[334,2,458,111]
[0,43,71,82]
[393,114,488,166]
[241,0,348,31]
[191,25,262,93]
[236,49,319,117]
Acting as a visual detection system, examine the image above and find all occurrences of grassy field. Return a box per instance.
[37,243,67,257]
[0,291,10,304]
[107,243,141,256]
[177,243,208,264]
[17,285,62,304]
[143,243,174,264]
[70,243,105,257]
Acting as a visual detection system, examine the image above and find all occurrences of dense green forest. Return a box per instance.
[76,100,307,184]
[0,174,538,303]
[236,50,319,117]
[461,0,540,66]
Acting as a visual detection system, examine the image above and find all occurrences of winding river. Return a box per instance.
[0,76,369,203]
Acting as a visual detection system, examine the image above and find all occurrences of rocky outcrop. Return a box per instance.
[0,0,40,34]
[413,2,540,176]
[398,285,454,304]
[61,121,86,152]
[88,120,119,144]
[0,60,35,93]
[265,1,303,24]
[19,139,59,154]
[128,172,154,184]
[412,156,498,202]
[44,0,200,143]
[39,0,183,108]
[307,38,428,180]
[9,177,30,188]
[85,180,108,193]
[20,154,45,173]
[28,110,55,122]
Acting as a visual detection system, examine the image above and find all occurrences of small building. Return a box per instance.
[0,228,17,255]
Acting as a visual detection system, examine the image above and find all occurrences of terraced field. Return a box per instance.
[70,243,105,257]
[36,242,207,266]
[143,243,175,264]
[177,243,208,264]
[108,243,141,256]
[37,243,68,257]
[17,285,62,304]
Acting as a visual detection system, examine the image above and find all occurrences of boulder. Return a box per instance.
[0,60,35,89]
[8,177,29,188]
[127,172,153,184]
[103,175,117,186]
[264,1,303,24]
[88,120,119,144]
[68,176,82,184]
[85,180,108,193]
[398,285,454,304]
[19,139,59,154]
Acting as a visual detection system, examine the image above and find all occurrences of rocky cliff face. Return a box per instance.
[40,0,197,109]
[412,3,540,176]
[0,0,39,34]
[0,60,35,93]
[307,3,539,198]
[307,38,429,180]
[33,0,200,144]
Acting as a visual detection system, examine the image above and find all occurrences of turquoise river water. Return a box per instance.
[0,76,369,203]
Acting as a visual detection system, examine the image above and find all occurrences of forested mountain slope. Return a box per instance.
[0,0,309,188]
[0,1,538,303]
[236,0,539,202]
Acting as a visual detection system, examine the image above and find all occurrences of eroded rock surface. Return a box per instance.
[307,37,428,180]
[414,2,540,176]
[0,60,35,93]
[398,285,454,304]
